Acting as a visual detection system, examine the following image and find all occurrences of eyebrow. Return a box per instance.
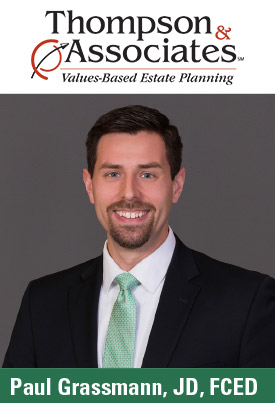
[138,163,162,169]
[99,163,163,170]
[99,164,121,170]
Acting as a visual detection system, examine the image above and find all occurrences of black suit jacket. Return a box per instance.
[3,237,275,367]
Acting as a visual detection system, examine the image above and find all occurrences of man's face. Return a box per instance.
[83,131,185,252]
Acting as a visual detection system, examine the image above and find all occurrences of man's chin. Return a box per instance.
[109,225,152,249]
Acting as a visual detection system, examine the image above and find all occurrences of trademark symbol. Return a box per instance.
[238,56,244,61]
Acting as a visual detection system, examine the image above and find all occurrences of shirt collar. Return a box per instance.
[102,227,176,294]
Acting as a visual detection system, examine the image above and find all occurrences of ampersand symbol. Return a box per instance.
[215,25,231,40]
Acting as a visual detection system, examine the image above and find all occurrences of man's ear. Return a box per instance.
[83,169,95,204]
[172,167,185,203]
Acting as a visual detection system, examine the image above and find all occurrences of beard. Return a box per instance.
[106,201,156,249]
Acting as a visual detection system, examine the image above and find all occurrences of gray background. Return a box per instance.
[1,95,274,363]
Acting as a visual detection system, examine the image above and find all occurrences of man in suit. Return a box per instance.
[3,105,275,368]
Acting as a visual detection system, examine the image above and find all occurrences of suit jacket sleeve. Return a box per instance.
[3,282,37,368]
[239,275,275,367]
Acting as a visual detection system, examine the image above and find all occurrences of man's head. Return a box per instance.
[86,105,183,180]
[83,105,185,255]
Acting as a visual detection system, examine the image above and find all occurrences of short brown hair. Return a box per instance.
[86,105,183,179]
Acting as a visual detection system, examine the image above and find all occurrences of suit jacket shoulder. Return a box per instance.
[31,255,103,289]
[191,248,270,300]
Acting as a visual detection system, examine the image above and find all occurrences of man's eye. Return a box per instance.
[141,172,154,178]
[107,172,120,178]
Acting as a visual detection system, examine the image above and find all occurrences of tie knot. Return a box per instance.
[116,273,140,292]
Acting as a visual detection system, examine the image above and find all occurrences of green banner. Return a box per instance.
[1,369,274,402]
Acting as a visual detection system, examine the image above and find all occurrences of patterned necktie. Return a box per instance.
[103,272,140,368]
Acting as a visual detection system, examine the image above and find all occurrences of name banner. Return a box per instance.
[1,369,274,402]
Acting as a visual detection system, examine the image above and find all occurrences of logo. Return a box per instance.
[31,39,68,80]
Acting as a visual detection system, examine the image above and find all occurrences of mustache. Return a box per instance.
[107,200,156,212]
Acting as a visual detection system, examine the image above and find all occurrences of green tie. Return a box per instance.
[102,272,140,368]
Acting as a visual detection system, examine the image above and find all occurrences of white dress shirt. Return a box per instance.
[97,228,176,368]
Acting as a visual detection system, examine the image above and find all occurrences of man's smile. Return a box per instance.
[114,210,148,219]
[106,200,156,227]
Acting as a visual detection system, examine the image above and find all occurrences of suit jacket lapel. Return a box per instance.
[142,237,201,368]
[68,256,103,368]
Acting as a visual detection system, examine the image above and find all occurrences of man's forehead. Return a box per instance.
[95,131,168,168]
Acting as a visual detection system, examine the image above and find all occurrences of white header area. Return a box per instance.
[1,0,274,93]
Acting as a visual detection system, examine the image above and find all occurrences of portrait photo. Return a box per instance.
[1,94,275,367]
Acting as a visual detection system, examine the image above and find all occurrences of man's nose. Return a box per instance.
[120,175,140,201]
